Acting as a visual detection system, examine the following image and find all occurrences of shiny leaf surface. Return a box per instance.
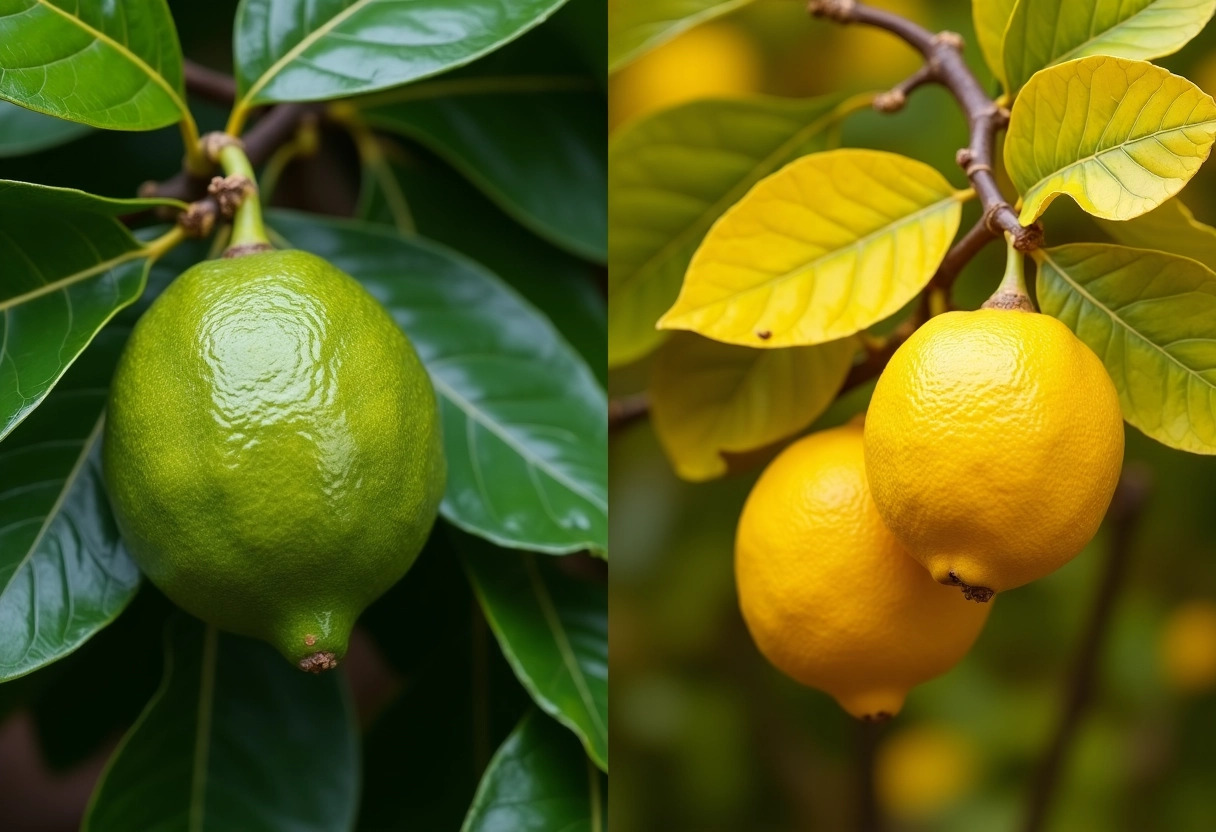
[269,211,608,555]
[358,86,605,262]
[608,94,853,366]
[608,0,757,72]
[233,0,568,108]
[0,0,188,130]
[650,333,855,481]
[1096,197,1216,270]
[1005,57,1216,224]
[0,101,90,157]
[1036,243,1216,453]
[462,711,607,832]
[463,538,608,770]
[1003,0,1216,94]
[658,149,963,348]
[83,617,359,831]
[973,0,1018,86]
[0,181,183,442]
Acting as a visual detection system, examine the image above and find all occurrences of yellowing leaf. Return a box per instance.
[657,149,964,348]
[1036,243,1216,454]
[608,0,757,73]
[608,93,856,367]
[1005,57,1216,224]
[1003,0,1216,94]
[650,333,855,481]
[1096,197,1216,270]
[973,0,1018,87]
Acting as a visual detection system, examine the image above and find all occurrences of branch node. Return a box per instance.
[177,199,218,237]
[956,148,974,169]
[1011,221,1044,252]
[807,0,856,22]
[201,131,244,164]
[208,174,257,219]
[935,30,965,51]
[872,89,907,113]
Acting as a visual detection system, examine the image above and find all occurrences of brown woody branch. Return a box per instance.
[184,59,237,105]
[808,0,1042,252]
[608,393,649,432]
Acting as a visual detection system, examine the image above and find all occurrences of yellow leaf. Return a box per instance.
[657,149,965,348]
[1005,56,1216,224]
[650,332,855,481]
[973,0,1018,88]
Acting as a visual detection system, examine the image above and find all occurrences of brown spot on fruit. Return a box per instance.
[757,330,772,340]
[298,651,339,673]
[304,634,316,646]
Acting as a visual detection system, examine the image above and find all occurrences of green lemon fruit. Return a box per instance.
[104,249,445,672]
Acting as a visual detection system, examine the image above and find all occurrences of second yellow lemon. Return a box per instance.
[864,309,1124,600]
[736,424,989,720]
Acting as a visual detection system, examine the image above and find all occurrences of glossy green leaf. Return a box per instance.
[1003,0,1216,95]
[0,181,184,442]
[608,0,757,72]
[650,333,855,481]
[1036,243,1216,454]
[462,537,607,771]
[357,87,605,262]
[658,149,964,348]
[0,101,90,157]
[232,0,568,110]
[1005,57,1216,224]
[609,94,855,367]
[1096,197,1216,270]
[269,211,608,555]
[83,617,359,831]
[0,329,138,682]
[973,0,1018,86]
[464,711,606,832]
[357,144,606,381]
[0,0,188,130]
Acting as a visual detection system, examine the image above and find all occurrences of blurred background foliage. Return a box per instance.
[609,1,1216,829]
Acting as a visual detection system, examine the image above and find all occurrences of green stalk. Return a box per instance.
[981,235,1035,312]
[217,143,271,254]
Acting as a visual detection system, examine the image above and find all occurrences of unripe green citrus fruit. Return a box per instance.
[104,249,445,671]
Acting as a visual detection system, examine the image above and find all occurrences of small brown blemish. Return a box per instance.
[304,634,317,646]
[298,651,339,673]
[756,330,772,340]
[862,711,893,723]
[947,570,995,603]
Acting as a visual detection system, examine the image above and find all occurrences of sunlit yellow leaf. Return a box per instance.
[657,149,965,348]
[973,0,1018,87]
[1036,243,1216,454]
[1096,197,1216,270]
[650,332,855,481]
[1005,57,1216,224]
[1003,0,1216,95]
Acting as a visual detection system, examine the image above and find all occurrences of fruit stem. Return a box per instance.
[216,143,273,258]
[981,235,1036,312]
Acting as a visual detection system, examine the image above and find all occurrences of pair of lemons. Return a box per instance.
[737,307,1125,719]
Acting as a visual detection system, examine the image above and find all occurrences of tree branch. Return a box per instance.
[183,60,237,105]
[808,0,1042,251]
[856,719,885,832]
[608,392,649,432]
[1022,465,1153,832]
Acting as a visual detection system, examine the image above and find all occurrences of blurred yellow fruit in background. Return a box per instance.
[609,22,761,129]
[1160,600,1216,694]
[877,724,977,818]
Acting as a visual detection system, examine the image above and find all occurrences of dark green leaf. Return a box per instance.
[0,0,189,130]
[83,616,359,832]
[232,0,569,111]
[0,101,90,157]
[0,181,183,442]
[462,536,608,770]
[269,211,608,556]
[357,145,606,381]
[462,711,607,832]
[358,88,605,262]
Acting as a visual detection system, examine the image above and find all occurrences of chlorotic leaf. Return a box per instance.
[462,537,608,771]
[608,93,855,367]
[973,0,1018,87]
[608,0,756,72]
[268,211,607,556]
[1036,243,1216,454]
[658,149,964,348]
[461,711,607,832]
[1003,0,1216,95]
[0,101,90,157]
[233,0,567,109]
[0,0,188,130]
[650,333,855,481]
[1005,56,1216,224]
[82,617,359,832]
[1096,197,1216,270]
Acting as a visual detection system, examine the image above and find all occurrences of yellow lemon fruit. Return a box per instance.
[735,424,990,720]
[609,22,761,129]
[877,723,977,819]
[864,309,1124,600]
[1160,600,1216,694]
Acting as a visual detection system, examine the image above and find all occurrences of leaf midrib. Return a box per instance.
[188,626,219,832]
